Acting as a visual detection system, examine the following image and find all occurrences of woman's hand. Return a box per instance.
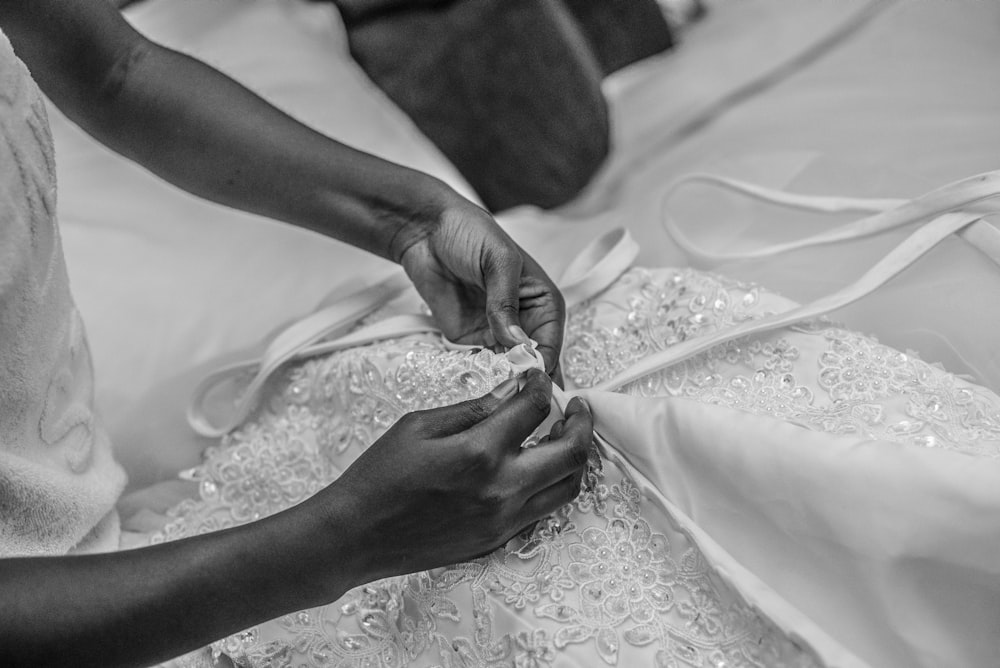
[312,369,592,584]
[390,188,565,377]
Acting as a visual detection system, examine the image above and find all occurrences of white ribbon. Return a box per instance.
[187,227,639,437]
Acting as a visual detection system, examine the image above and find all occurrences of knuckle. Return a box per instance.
[477,483,509,518]
[466,440,500,473]
[461,397,493,424]
[490,297,519,317]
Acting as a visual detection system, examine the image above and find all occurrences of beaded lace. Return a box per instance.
[565,268,1000,458]
[154,264,1000,667]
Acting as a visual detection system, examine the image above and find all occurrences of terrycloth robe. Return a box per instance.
[0,29,126,556]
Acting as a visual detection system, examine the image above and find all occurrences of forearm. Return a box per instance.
[76,41,447,260]
[0,0,448,261]
[0,503,355,667]
[90,42,447,258]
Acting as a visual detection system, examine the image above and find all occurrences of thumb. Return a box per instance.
[483,246,530,350]
[416,375,523,437]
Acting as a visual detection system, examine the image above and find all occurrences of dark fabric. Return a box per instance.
[336,0,672,211]
[333,0,450,24]
[561,0,674,75]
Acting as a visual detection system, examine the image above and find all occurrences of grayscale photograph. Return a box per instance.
[1,1,997,666]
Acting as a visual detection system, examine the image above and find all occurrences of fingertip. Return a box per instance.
[566,396,591,417]
[523,367,551,390]
[563,399,594,440]
[519,366,538,380]
[547,418,567,440]
[519,368,553,414]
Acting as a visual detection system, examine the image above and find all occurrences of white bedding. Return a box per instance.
[52,0,1000,486]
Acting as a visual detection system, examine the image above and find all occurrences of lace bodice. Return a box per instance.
[152,260,1000,667]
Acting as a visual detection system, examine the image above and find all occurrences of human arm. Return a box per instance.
[0,0,565,372]
[0,370,592,667]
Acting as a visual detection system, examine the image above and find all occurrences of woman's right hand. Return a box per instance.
[0,369,590,668]
[307,368,593,589]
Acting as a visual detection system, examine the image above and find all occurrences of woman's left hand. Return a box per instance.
[390,188,565,377]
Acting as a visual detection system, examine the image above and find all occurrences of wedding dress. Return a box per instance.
[154,171,1000,668]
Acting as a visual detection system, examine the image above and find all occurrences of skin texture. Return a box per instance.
[0,0,585,664]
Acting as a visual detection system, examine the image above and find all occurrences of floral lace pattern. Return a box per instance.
[154,339,820,667]
[563,269,763,389]
[566,268,1000,458]
[154,264,1000,666]
[204,449,818,668]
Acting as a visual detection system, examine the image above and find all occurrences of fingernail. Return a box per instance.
[490,377,519,400]
[568,396,590,415]
[508,324,530,345]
